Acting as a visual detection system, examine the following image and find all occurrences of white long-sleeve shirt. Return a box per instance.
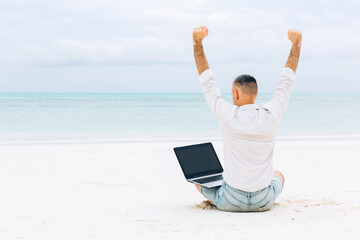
[199,68,295,192]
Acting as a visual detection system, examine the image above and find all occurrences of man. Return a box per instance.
[192,26,302,212]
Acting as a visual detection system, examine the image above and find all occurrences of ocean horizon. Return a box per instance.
[1,93,360,144]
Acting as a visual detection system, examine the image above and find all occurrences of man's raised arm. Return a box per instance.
[193,26,234,124]
[263,29,302,119]
[193,26,209,75]
[285,29,302,73]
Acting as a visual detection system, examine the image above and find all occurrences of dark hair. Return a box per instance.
[233,74,258,95]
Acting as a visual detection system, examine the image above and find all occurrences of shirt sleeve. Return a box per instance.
[199,69,234,124]
[263,67,295,120]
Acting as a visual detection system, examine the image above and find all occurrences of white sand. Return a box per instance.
[0,138,360,239]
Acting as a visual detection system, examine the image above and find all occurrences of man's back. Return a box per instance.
[199,67,295,192]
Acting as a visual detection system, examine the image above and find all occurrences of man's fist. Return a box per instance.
[193,26,208,44]
[288,29,302,45]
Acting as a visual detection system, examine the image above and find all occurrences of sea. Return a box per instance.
[0,93,359,144]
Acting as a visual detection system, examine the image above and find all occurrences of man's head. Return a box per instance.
[232,74,258,107]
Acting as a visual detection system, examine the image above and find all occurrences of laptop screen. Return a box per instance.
[174,142,223,179]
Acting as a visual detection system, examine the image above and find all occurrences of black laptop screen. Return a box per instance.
[174,142,223,179]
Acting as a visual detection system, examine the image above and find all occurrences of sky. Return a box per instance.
[0,0,360,93]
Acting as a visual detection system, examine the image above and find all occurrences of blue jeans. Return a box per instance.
[200,176,284,212]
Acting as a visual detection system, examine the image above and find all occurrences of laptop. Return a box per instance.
[173,142,223,188]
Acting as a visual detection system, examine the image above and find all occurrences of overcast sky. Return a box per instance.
[0,0,360,93]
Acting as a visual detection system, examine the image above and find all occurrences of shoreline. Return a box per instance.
[1,133,360,146]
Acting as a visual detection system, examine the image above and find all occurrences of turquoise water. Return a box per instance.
[0,93,359,143]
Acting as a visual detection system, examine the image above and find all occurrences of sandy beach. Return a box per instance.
[0,138,359,239]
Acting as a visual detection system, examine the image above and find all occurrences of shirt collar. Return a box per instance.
[239,103,259,110]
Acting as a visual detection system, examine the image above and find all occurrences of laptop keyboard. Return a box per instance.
[194,175,223,184]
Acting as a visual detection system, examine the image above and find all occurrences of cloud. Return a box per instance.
[0,0,360,68]
[1,0,360,93]
[16,36,187,66]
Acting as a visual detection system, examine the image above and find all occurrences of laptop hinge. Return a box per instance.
[189,172,222,181]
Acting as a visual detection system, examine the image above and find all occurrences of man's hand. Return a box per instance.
[288,29,302,45]
[193,26,210,75]
[285,29,302,73]
[193,26,208,45]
